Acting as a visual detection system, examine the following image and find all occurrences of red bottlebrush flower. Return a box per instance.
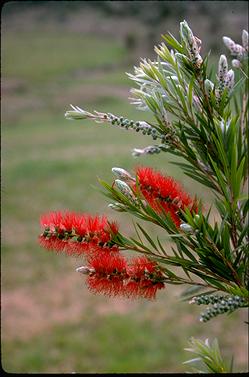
[38,211,119,257]
[86,253,128,297]
[125,256,165,299]
[40,211,63,232]
[79,254,165,300]
[127,255,157,277]
[38,234,66,252]
[135,166,195,227]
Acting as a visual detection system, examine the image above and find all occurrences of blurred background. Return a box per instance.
[1,0,248,373]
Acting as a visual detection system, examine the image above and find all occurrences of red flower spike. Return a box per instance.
[60,211,77,232]
[89,253,128,275]
[40,211,63,232]
[125,256,165,299]
[87,253,128,297]
[82,254,165,300]
[39,211,119,257]
[38,235,66,253]
[135,167,195,226]
[87,276,125,297]
[127,256,156,277]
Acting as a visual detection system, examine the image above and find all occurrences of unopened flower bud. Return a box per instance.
[132,144,167,157]
[242,30,248,51]
[174,52,187,64]
[112,167,135,182]
[192,54,202,68]
[204,79,214,97]
[65,105,92,120]
[224,69,235,91]
[180,20,194,44]
[167,75,178,82]
[115,179,134,200]
[218,55,228,83]
[223,36,235,52]
[65,111,88,120]
[219,120,230,133]
[180,21,202,67]
[108,203,126,212]
[76,266,95,275]
[180,223,193,232]
[232,59,241,68]
[223,36,245,58]
[132,148,145,157]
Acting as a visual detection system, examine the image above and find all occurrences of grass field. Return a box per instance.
[1,5,248,373]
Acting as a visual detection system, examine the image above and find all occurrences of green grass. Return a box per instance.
[2,10,248,374]
[2,32,126,83]
[2,298,247,374]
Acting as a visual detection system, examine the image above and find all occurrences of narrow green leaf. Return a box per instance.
[136,223,158,251]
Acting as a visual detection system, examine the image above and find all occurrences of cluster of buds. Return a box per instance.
[65,105,164,142]
[190,294,248,322]
[216,55,235,100]
[204,55,235,103]
[223,30,248,68]
[189,294,229,305]
[109,116,163,141]
[180,20,203,68]
[110,168,139,207]
[77,254,165,299]
[39,211,119,257]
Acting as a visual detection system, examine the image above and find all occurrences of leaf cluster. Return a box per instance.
[184,337,233,373]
